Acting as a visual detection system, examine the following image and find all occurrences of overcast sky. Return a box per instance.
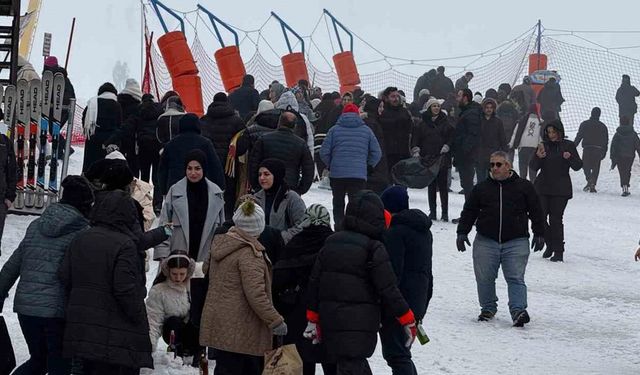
[28,0,640,101]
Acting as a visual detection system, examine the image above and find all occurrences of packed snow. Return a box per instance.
[1,147,639,374]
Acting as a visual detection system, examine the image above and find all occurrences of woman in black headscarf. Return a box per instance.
[154,149,225,261]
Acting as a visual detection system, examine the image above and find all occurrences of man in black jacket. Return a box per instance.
[430,66,455,100]
[380,186,432,375]
[478,98,507,178]
[456,151,545,327]
[229,74,260,119]
[379,87,414,175]
[615,74,640,126]
[200,92,246,217]
[249,112,314,195]
[158,114,225,195]
[305,191,417,374]
[453,89,483,202]
[574,107,609,193]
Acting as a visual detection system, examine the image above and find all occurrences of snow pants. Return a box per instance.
[380,318,417,375]
[13,315,69,375]
[473,235,530,318]
[582,147,604,186]
[539,195,569,254]
[330,178,366,229]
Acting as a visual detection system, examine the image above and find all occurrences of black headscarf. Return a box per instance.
[185,149,208,259]
[258,158,287,223]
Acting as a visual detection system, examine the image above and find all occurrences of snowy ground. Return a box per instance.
[1,147,640,374]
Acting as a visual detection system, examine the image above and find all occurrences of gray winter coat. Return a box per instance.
[154,177,225,261]
[0,203,89,317]
[253,189,306,244]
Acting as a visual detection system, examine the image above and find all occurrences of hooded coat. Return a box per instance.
[154,177,225,261]
[574,108,609,158]
[0,204,89,318]
[478,106,507,165]
[307,191,411,360]
[200,227,284,356]
[610,124,640,163]
[615,76,640,116]
[157,117,225,194]
[453,101,483,166]
[383,209,433,321]
[529,121,583,198]
[60,191,152,369]
[200,102,246,164]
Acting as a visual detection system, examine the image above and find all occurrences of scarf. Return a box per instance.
[84,91,117,139]
[187,178,209,260]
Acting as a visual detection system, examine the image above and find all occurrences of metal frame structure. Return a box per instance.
[270,11,304,55]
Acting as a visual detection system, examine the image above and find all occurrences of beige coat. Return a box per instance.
[199,227,283,356]
[130,178,156,231]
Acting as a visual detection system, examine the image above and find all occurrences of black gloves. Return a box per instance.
[531,236,545,252]
[457,234,470,252]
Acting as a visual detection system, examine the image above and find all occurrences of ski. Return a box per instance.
[48,73,65,197]
[3,85,16,139]
[36,71,53,208]
[14,79,28,209]
[25,78,41,208]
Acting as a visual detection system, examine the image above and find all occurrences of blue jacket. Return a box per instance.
[320,113,382,180]
[0,203,89,318]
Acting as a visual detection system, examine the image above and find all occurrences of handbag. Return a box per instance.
[0,316,16,375]
[263,337,303,375]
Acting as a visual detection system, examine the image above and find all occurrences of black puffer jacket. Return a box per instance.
[157,118,225,194]
[529,121,583,198]
[249,127,314,195]
[457,171,545,244]
[379,104,413,157]
[383,209,433,321]
[273,224,334,364]
[81,98,123,173]
[478,114,507,165]
[363,114,390,193]
[60,191,152,369]
[228,84,260,119]
[200,102,245,164]
[430,73,455,100]
[453,101,482,166]
[496,99,520,141]
[307,191,411,360]
[574,108,609,157]
[537,80,565,114]
[135,98,163,154]
[610,124,640,162]
[412,111,454,168]
[117,93,141,159]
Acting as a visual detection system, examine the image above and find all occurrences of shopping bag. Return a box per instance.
[392,155,442,189]
[263,339,303,375]
[0,316,16,375]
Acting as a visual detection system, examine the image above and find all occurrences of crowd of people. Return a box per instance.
[0,64,640,375]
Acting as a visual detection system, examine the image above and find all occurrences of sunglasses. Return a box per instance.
[490,162,504,168]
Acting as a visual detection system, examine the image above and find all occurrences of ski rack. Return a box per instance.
[150,0,184,34]
[322,9,354,53]
[270,12,305,55]
[196,4,239,48]
[8,99,76,216]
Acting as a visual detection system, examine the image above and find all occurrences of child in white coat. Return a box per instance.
[146,250,200,359]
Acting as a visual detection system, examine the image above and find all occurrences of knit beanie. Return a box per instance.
[179,113,201,134]
[233,200,265,237]
[342,103,360,114]
[380,185,409,214]
[101,160,134,190]
[184,149,208,174]
[98,82,117,96]
[44,56,58,67]
[120,79,142,102]
[259,158,286,188]
[60,175,95,215]
[213,92,228,103]
[257,100,274,115]
[299,204,331,228]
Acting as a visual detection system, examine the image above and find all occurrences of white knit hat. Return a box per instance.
[420,98,444,113]
[233,201,265,238]
[120,78,142,101]
[257,100,275,115]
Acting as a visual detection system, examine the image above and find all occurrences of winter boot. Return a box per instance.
[441,212,449,222]
[622,185,631,197]
[512,310,530,327]
[428,212,437,221]
[583,183,590,192]
[550,252,564,262]
[451,218,461,224]
[542,247,553,259]
[589,185,597,193]
[478,310,495,321]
